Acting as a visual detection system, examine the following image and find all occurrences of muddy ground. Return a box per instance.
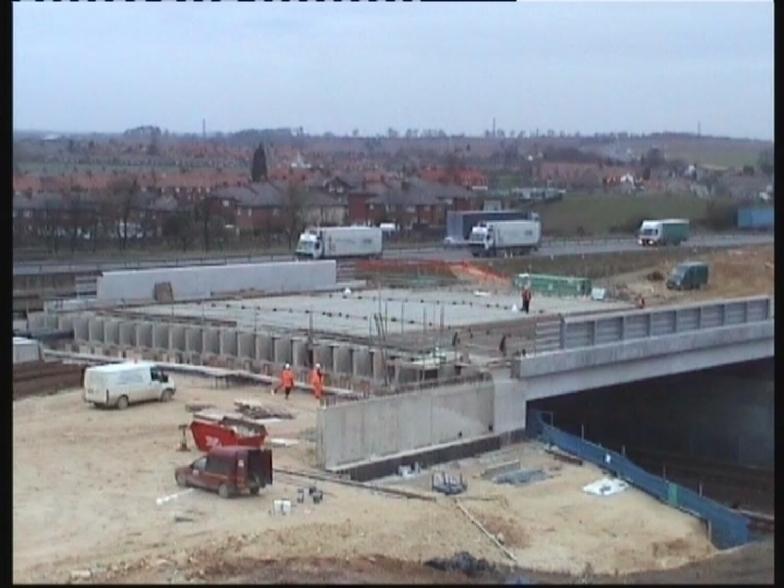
[14,374,761,584]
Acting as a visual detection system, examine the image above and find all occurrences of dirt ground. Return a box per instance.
[597,245,774,305]
[14,374,760,584]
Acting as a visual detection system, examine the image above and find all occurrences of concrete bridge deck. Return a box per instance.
[514,296,774,400]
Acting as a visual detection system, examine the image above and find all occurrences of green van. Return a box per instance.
[666,261,709,291]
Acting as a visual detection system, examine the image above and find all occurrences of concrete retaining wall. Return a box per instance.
[96,260,337,302]
[317,377,495,469]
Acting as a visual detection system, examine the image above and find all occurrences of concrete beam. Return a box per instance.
[256,334,273,362]
[186,328,203,353]
[238,332,255,359]
[136,322,153,348]
[88,317,104,343]
[73,317,89,341]
[170,325,186,351]
[119,322,136,347]
[220,330,238,357]
[519,321,774,401]
[152,324,170,350]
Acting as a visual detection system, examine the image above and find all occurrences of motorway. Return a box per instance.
[13,233,774,276]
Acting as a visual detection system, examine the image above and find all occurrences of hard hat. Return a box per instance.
[315,363,321,369]
[284,363,290,369]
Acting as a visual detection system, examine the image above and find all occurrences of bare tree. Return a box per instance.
[282,184,309,249]
[107,176,140,251]
[163,208,196,252]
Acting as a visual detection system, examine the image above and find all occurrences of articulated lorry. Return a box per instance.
[295,226,383,260]
[468,218,542,257]
[638,219,690,246]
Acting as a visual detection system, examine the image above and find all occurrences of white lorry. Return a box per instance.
[468,217,542,257]
[638,219,690,246]
[83,361,176,410]
[295,226,383,260]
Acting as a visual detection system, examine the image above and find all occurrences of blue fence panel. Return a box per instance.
[529,410,750,549]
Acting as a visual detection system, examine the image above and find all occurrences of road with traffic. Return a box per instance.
[13,233,774,276]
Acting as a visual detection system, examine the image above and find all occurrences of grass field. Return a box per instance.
[529,193,735,237]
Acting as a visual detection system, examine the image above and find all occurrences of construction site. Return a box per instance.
[12,244,775,584]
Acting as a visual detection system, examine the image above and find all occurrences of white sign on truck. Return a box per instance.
[295,226,383,260]
[468,219,542,257]
[83,361,176,410]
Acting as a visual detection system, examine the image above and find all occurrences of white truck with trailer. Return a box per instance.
[468,217,542,257]
[295,226,383,260]
[83,361,176,410]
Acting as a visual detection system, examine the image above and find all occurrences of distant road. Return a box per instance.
[12,233,774,276]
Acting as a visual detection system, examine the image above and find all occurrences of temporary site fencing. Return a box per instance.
[528,409,750,550]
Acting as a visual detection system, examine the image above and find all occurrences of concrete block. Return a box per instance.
[274,337,292,365]
[103,320,120,346]
[170,325,186,351]
[204,329,220,354]
[88,317,104,343]
[119,322,136,346]
[73,317,89,341]
[220,329,238,357]
[152,324,169,350]
[238,332,255,359]
[186,328,203,353]
[136,322,153,348]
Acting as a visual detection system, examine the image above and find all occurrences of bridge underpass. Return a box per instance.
[512,297,774,514]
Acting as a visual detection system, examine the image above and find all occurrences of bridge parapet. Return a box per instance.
[536,296,772,353]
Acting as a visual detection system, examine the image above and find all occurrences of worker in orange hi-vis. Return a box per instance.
[310,363,325,401]
[276,363,295,400]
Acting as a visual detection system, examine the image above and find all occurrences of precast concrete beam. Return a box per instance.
[57,315,74,333]
[119,322,136,347]
[353,348,371,378]
[274,336,292,365]
[152,324,170,350]
[88,317,105,343]
[204,329,220,354]
[170,325,186,351]
[292,338,309,367]
[103,319,120,345]
[371,350,385,382]
[256,334,273,361]
[136,322,153,348]
[315,344,333,371]
[73,317,90,341]
[238,332,255,359]
[186,328,203,353]
[220,329,238,357]
[335,346,353,375]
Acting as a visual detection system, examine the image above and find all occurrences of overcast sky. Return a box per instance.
[13,1,774,140]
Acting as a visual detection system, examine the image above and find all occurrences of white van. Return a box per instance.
[83,362,176,409]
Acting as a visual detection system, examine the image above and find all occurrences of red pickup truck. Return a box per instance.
[175,446,273,498]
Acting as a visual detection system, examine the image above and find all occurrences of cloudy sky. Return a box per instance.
[13,1,774,139]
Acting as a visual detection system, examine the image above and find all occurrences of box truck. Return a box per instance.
[468,219,542,257]
[445,210,538,246]
[83,361,176,409]
[638,219,690,246]
[295,226,383,260]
